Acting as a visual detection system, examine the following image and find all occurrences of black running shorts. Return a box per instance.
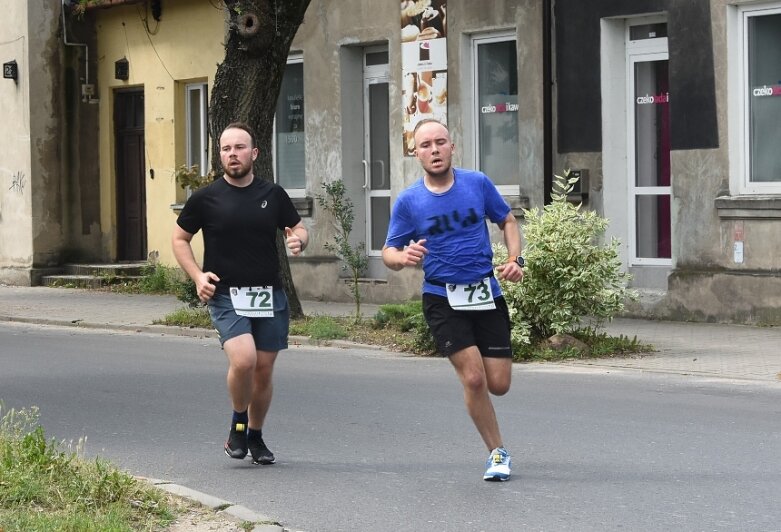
[422,293,513,358]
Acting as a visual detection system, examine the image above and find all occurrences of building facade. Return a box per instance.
[1,0,779,324]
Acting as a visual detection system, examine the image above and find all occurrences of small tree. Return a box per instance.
[495,171,636,345]
[316,180,368,321]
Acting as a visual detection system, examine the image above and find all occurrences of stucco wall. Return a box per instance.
[0,2,39,284]
[287,0,544,303]
[93,0,225,266]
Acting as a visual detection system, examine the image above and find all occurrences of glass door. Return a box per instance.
[363,50,390,257]
[627,36,671,265]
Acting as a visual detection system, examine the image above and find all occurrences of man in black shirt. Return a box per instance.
[173,122,308,465]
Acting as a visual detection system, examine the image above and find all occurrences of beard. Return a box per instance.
[224,161,252,180]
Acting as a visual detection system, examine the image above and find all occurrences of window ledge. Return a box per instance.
[505,195,530,218]
[715,195,781,219]
[292,196,313,217]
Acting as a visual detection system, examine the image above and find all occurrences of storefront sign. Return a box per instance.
[401,0,448,156]
[752,84,781,97]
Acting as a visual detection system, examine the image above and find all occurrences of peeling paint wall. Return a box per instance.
[28,1,65,270]
[286,0,545,303]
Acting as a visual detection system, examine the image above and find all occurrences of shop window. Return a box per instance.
[738,4,781,194]
[472,33,519,193]
[274,57,306,197]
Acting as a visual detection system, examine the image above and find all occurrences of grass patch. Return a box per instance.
[154,307,213,329]
[158,303,651,361]
[0,404,177,531]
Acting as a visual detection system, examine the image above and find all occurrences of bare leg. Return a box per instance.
[448,346,507,451]
[248,349,278,430]
[223,334,259,412]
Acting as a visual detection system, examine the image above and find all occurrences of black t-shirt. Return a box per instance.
[176,177,301,289]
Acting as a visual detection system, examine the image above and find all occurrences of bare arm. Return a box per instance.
[171,225,220,302]
[495,212,524,282]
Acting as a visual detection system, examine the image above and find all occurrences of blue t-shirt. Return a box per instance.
[385,168,511,297]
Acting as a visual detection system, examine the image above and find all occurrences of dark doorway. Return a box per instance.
[114,89,147,261]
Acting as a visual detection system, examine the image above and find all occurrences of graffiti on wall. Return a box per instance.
[9,171,26,194]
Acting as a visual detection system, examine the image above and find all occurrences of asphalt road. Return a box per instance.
[2,322,779,532]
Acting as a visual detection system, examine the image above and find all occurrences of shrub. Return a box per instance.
[495,171,637,345]
[316,180,368,321]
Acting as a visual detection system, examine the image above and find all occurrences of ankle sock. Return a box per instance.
[232,410,248,428]
[248,428,263,440]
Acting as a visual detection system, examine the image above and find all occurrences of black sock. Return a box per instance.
[248,428,263,440]
[232,410,248,427]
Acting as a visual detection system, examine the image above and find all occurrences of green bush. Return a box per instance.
[495,172,637,345]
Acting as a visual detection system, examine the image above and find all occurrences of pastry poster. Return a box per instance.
[401,0,448,156]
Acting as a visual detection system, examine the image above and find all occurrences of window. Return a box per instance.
[274,56,306,196]
[472,33,519,193]
[185,82,209,192]
[736,4,781,194]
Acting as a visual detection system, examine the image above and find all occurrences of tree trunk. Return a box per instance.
[210,0,311,318]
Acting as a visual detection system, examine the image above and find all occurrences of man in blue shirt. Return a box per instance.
[383,119,524,481]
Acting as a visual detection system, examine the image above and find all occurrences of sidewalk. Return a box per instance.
[1,285,779,384]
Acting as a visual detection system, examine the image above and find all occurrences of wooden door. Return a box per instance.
[114,90,147,261]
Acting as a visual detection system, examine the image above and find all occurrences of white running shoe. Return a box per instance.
[483,447,511,481]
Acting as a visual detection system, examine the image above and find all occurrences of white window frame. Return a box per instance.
[273,54,306,198]
[730,2,781,195]
[185,82,209,198]
[471,31,518,196]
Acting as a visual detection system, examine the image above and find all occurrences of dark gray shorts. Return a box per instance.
[422,293,512,358]
[207,287,289,351]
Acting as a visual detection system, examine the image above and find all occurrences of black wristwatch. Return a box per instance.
[508,255,525,268]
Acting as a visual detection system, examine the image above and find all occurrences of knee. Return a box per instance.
[230,356,255,374]
[488,380,511,396]
[462,370,488,394]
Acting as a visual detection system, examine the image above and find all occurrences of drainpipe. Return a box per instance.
[542,0,553,204]
[61,0,94,103]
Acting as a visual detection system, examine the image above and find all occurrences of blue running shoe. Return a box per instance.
[483,447,511,481]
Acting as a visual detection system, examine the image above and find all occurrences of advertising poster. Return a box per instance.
[401,0,448,156]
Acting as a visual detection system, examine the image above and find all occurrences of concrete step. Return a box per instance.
[41,274,143,289]
[63,262,149,277]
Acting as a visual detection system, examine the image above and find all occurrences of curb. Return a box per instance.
[143,477,287,532]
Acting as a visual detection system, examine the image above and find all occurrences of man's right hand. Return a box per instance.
[399,239,428,268]
[196,271,220,302]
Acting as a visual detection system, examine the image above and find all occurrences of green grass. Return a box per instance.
[0,405,177,531]
[154,307,213,329]
[157,303,653,361]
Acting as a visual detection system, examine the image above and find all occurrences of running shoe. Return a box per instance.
[248,432,276,465]
[483,447,511,481]
[224,422,248,459]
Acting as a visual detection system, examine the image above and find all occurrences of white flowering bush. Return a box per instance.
[495,172,636,345]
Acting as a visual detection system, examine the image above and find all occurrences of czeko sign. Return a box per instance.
[481,102,519,114]
[636,92,669,105]
[752,85,781,97]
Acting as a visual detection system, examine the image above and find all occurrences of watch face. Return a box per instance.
[516,256,525,267]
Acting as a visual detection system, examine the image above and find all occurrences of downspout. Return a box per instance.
[61,0,93,102]
[542,0,553,204]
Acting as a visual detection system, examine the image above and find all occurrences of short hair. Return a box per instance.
[221,122,257,148]
[413,118,449,136]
